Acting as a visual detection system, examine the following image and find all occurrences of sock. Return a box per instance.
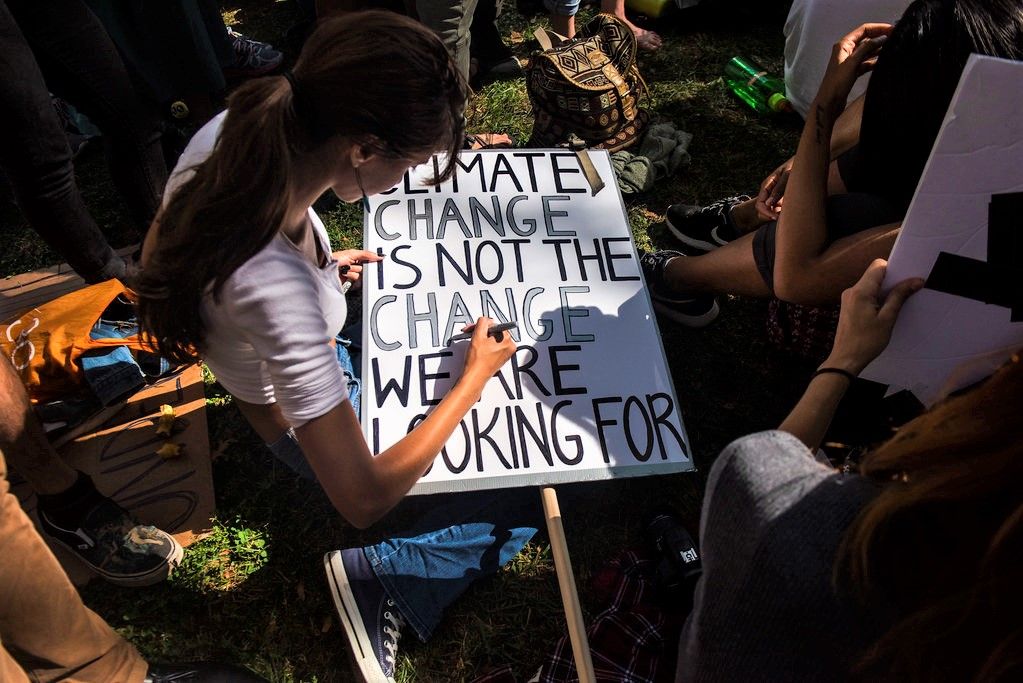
[36,472,109,529]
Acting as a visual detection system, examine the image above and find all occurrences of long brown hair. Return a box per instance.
[838,354,1023,681]
[135,11,466,363]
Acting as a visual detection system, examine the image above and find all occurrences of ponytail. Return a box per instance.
[135,76,299,362]
[136,11,466,362]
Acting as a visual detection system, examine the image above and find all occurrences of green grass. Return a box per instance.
[173,517,270,593]
[0,2,812,681]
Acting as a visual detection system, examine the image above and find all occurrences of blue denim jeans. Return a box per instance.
[81,311,171,406]
[81,320,145,406]
[335,328,362,418]
[364,487,543,641]
[544,0,581,16]
[266,324,545,641]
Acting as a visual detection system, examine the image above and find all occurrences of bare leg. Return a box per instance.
[550,12,574,38]
[664,233,773,298]
[600,0,661,51]
[729,199,765,233]
[0,356,77,496]
[663,223,900,305]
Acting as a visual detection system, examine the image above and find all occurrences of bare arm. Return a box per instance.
[772,24,894,305]
[830,93,864,159]
[779,374,853,452]
[780,260,922,450]
[141,213,161,266]
[754,94,865,220]
[295,318,515,528]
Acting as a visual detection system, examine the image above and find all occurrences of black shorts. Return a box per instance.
[751,192,904,294]
[836,143,916,212]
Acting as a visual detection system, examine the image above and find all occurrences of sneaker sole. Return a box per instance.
[664,217,723,253]
[324,551,392,683]
[651,298,720,328]
[43,529,184,587]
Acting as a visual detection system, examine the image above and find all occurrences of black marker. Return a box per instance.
[446,321,518,346]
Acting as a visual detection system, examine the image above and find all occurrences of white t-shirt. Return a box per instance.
[162,112,349,427]
[784,0,913,118]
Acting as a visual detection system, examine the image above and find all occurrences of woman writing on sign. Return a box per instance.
[136,12,527,682]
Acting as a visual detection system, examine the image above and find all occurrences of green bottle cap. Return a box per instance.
[768,93,792,112]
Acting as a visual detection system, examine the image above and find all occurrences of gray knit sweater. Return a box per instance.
[677,430,884,682]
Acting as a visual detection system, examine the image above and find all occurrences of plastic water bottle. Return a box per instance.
[724,56,793,114]
[626,0,672,18]
[626,0,700,19]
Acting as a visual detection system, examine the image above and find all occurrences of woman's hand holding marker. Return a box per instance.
[459,317,518,389]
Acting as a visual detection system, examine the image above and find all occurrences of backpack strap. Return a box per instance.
[568,135,606,196]
[533,27,568,53]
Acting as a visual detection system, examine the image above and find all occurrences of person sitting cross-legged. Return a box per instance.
[644,0,1023,327]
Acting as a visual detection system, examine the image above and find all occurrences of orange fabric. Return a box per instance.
[0,280,153,402]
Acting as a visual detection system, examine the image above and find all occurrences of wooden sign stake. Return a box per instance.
[541,486,596,683]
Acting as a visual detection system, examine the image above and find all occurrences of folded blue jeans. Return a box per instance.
[266,323,546,641]
[81,312,174,405]
[364,487,543,641]
[81,319,145,406]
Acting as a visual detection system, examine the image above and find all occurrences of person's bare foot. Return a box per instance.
[632,25,662,52]
[464,132,514,149]
[612,12,662,52]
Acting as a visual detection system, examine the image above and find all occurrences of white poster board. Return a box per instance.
[862,55,1023,405]
[361,150,693,495]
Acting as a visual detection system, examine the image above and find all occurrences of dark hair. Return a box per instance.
[837,354,1023,681]
[858,0,1023,206]
[136,11,466,362]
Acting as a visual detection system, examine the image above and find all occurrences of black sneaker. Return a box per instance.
[473,56,523,88]
[145,662,268,682]
[664,194,750,253]
[37,479,183,587]
[640,250,719,327]
[224,27,283,77]
[324,549,406,683]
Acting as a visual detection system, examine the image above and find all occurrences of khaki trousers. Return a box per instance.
[0,448,148,683]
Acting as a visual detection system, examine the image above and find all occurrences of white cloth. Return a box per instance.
[163,112,349,427]
[784,0,913,118]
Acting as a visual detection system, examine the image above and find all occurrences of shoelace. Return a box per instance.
[701,195,747,218]
[381,599,406,665]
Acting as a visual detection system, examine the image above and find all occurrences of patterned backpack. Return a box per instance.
[526,13,648,152]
